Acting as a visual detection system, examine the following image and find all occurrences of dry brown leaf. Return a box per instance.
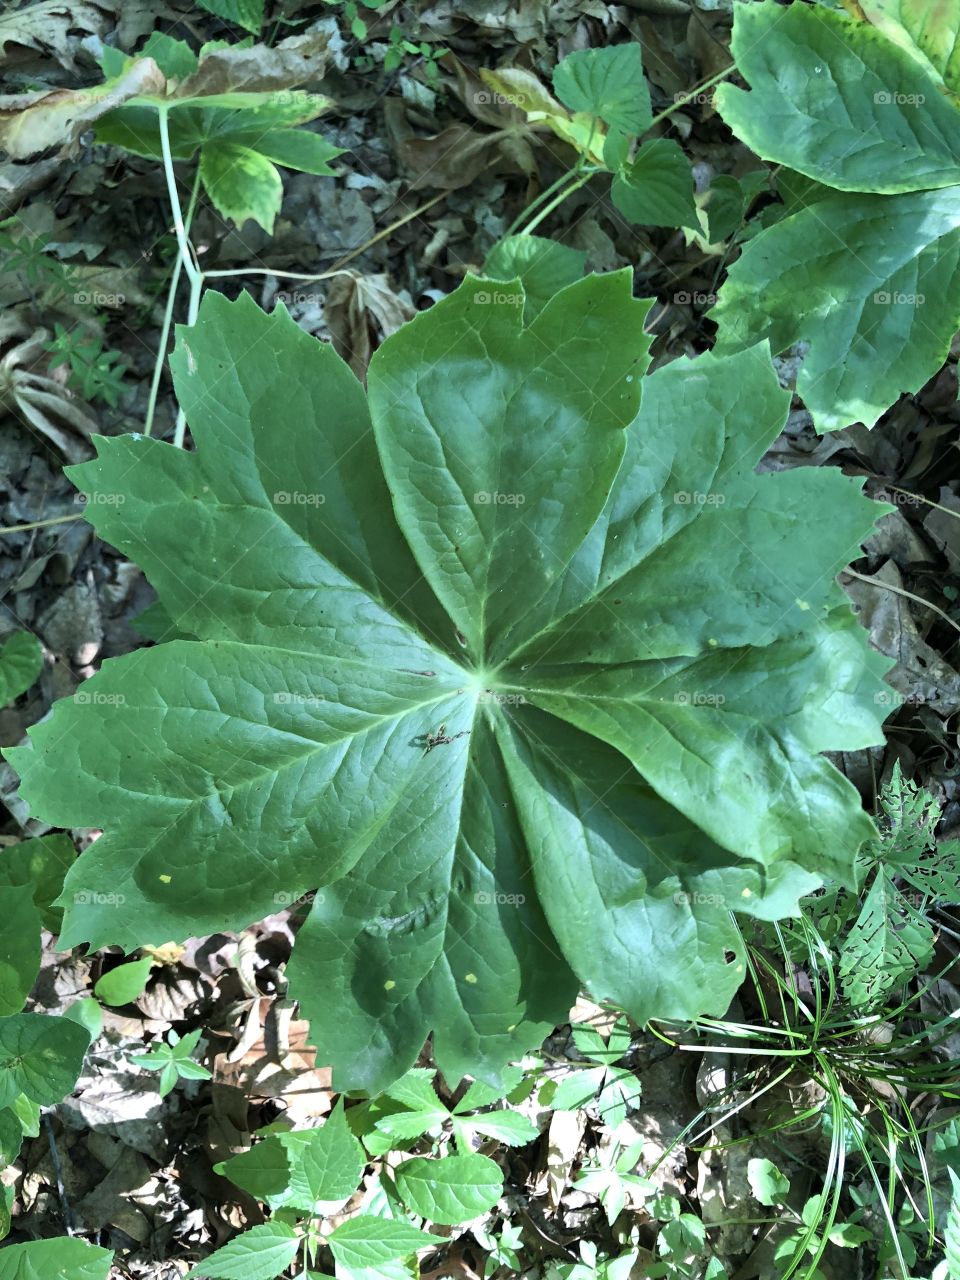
[0,320,96,463]
[325,271,415,378]
[0,1,119,67]
[401,121,537,191]
[0,59,164,160]
[214,1006,333,1128]
[842,558,960,713]
[175,31,332,97]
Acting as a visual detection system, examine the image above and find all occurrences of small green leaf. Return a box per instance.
[550,1066,607,1113]
[0,1109,22,1167]
[839,871,934,1006]
[328,1217,445,1270]
[395,1153,503,1224]
[195,0,264,34]
[0,632,41,707]
[218,1136,291,1200]
[482,234,586,321]
[159,1061,179,1096]
[552,44,651,135]
[94,956,153,1007]
[748,1157,791,1206]
[233,127,343,176]
[945,1169,960,1279]
[0,885,40,1016]
[0,1014,89,1108]
[826,1222,873,1248]
[0,1237,113,1280]
[200,141,283,232]
[611,138,698,229]
[459,1109,538,1146]
[140,32,200,80]
[0,834,74,933]
[63,998,103,1043]
[187,1222,300,1279]
[596,1066,641,1129]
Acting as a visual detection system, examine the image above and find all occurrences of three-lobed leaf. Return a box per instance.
[7,272,889,1092]
[0,1014,89,1109]
[552,44,651,136]
[610,138,698,230]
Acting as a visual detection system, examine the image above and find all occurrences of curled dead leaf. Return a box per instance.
[0,58,165,160]
[0,317,96,463]
[325,271,416,378]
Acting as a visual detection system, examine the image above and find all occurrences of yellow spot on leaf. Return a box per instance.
[741,887,752,898]
[465,973,478,984]
[384,980,396,990]
[159,874,172,884]
[796,598,811,611]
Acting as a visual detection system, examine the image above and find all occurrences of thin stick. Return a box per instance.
[843,567,960,637]
[202,190,449,285]
[0,514,82,536]
[43,1112,76,1235]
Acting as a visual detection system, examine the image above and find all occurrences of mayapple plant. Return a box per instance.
[7,267,892,1093]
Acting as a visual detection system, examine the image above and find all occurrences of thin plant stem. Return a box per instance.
[518,169,597,235]
[0,514,82,535]
[202,190,448,285]
[144,168,202,439]
[844,566,960,637]
[158,106,205,449]
[503,170,584,238]
[647,63,736,129]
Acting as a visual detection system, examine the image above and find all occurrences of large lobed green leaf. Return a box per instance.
[716,1,960,194]
[714,0,960,430]
[7,273,889,1092]
[712,187,960,432]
